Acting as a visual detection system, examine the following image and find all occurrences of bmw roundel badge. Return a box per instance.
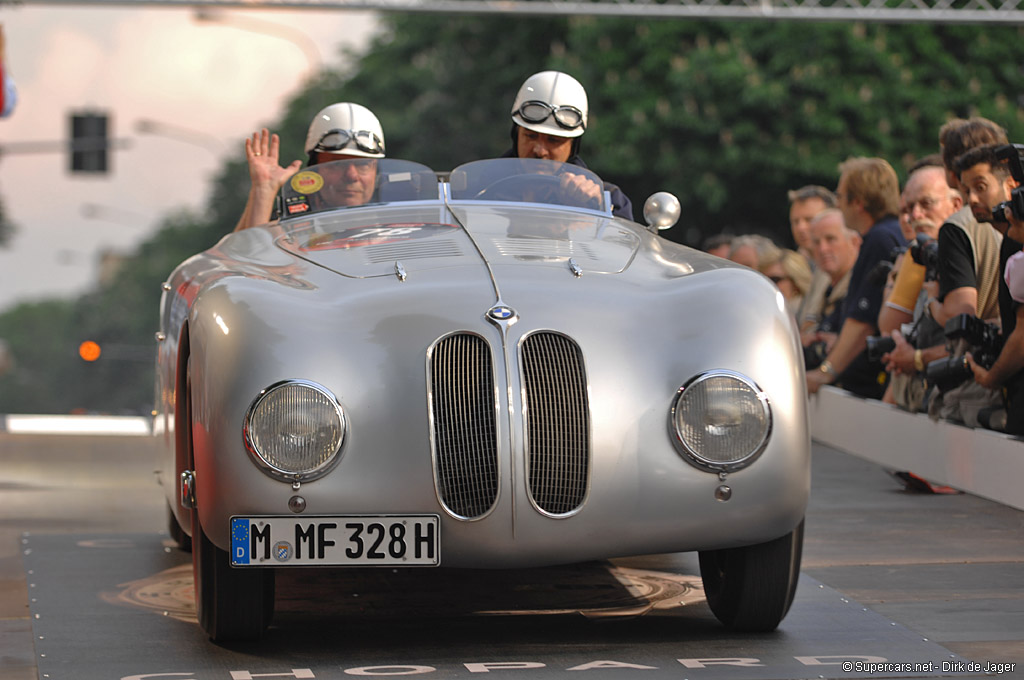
[487,305,516,322]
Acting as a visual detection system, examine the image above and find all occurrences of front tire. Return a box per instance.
[698,519,804,632]
[192,509,275,641]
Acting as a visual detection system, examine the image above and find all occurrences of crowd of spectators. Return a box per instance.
[701,116,1024,438]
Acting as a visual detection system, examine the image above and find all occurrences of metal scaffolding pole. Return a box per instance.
[6,0,1024,24]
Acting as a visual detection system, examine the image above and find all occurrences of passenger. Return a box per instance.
[788,185,837,264]
[502,71,634,220]
[799,209,860,356]
[878,164,963,412]
[234,102,385,232]
[806,157,905,399]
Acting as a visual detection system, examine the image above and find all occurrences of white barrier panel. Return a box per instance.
[1,414,151,436]
[809,385,1024,512]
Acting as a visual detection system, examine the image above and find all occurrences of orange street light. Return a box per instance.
[78,340,102,362]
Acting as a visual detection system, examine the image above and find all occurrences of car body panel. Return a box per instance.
[154,158,809,570]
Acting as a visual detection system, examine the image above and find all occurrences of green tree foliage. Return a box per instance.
[563,19,1024,244]
[2,15,1024,413]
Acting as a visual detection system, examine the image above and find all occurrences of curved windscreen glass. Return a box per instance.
[279,158,438,217]
[450,158,609,213]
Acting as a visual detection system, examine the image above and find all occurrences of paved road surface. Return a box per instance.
[1,430,1022,679]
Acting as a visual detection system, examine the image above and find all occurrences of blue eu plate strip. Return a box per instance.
[230,518,250,565]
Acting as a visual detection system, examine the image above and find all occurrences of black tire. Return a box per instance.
[698,519,804,632]
[186,359,274,641]
[192,508,275,641]
[167,503,192,553]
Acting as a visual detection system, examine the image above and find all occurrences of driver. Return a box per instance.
[501,71,634,220]
[234,102,385,232]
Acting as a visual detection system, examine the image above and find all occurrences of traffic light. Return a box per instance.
[69,111,109,173]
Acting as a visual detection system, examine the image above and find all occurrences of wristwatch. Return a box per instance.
[913,349,924,372]
[819,359,837,381]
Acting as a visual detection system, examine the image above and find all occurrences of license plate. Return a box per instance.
[230,515,440,567]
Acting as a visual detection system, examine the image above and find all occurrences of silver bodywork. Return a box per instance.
[154,159,810,570]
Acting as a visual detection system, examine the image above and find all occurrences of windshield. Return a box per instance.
[279,159,438,217]
[450,158,609,213]
[277,157,610,218]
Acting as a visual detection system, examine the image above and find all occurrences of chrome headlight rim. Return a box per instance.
[670,370,772,473]
[243,379,346,482]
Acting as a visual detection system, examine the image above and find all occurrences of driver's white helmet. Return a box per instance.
[510,71,588,139]
[304,102,385,159]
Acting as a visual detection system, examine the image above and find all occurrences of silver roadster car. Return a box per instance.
[153,157,810,641]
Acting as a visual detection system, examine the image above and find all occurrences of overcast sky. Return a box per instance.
[0,5,377,313]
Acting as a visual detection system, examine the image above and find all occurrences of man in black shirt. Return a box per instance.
[807,157,905,399]
[966,189,1024,434]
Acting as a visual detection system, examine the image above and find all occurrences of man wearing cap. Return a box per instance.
[502,71,634,221]
[235,102,386,232]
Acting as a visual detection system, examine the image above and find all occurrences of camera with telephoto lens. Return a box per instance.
[924,314,1003,392]
[865,335,895,363]
[866,322,918,363]
[909,233,939,281]
[867,245,907,287]
[990,143,1024,224]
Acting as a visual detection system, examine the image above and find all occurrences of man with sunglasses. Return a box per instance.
[502,71,634,220]
[235,102,386,231]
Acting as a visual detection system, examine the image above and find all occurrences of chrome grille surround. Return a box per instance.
[426,332,500,520]
[519,331,591,517]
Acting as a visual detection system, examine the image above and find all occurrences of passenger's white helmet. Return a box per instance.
[510,71,588,139]
[304,102,385,159]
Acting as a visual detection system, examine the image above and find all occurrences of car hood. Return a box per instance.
[274,204,642,278]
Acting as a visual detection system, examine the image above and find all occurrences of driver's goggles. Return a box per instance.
[313,129,385,155]
[515,101,586,131]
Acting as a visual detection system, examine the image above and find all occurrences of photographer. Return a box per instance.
[915,127,1009,427]
[873,165,962,411]
[962,145,1024,434]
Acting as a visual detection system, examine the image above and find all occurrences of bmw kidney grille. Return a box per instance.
[429,333,500,519]
[520,332,590,517]
[428,331,591,520]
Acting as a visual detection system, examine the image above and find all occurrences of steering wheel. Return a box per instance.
[476,173,565,204]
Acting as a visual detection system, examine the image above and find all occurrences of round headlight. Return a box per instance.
[670,371,771,472]
[244,380,346,481]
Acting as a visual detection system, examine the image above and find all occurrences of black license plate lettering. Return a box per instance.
[345,522,364,558]
[366,522,387,559]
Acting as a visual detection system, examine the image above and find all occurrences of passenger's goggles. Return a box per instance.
[312,129,385,155]
[514,101,586,131]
